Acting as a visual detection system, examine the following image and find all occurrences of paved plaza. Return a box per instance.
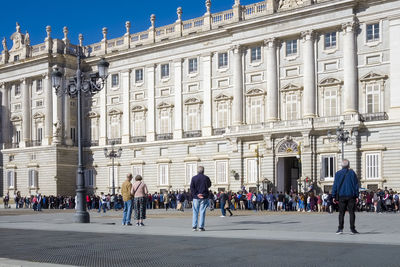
[0,209,399,266]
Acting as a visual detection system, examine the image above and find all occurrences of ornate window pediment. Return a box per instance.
[319,77,342,87]
[108,108,122,116]
[10,115,22,122]
[360,72,388,82]
[214,93,232,102]
[33,112,44,121]
[277,138,299,154]
[245,88,265,96]
[281,83,303,92]
[184,97,202,105]
[132,105,147,113]
[87,111,100,118]
[157,102,174,109]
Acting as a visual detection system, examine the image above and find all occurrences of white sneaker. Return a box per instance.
[220,215,226,217]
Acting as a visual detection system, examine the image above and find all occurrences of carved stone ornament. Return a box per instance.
[360,72,388,82]
[281,83,303,92]
[245,88,265,96]
[277,138,299,153]
[87,111,100,118]
[157,102,174,109]
[184,97,202,105]
[214,93,232,102]
[279,0,304,10]
[53,120,62,137]
[318,77,342,87]
[132,105,147,113]
[10,22,26,52]
[2,37,7,51]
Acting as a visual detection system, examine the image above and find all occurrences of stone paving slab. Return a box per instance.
[0,258,75,267]
[0,210,399,246]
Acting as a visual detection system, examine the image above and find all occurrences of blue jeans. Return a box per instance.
[220,200,226,216]
[122,200,133,225]
[268,201,275,211]
[192,198,209,229]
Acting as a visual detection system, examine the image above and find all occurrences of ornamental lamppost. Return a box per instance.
[328,120,358,160]
[103,142,122,196]
[51,44,109,223]
[296,142,302,193]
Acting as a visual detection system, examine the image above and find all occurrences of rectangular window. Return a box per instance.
[135,69,144,83]
[250,98,262,124]
[161,64,170,78]
[133,113,145,136]
[247,158,258,183]
[28,169,38,188]
[321,155,336,180]
[188,58,198,73]
[366,153,380,179]
[108,166,118,188]
[15,84,21,96]
[251,47,262,62]
[286,40,297,56]
[36,79,43,92]
[160,110,170,134]
[132,165,143,179]
[324,89,337,117]
[85,169,95,187]
[286,94,298,120]
[366,23,380,42]
[36,100,43,107]
[216,161,228,184]
[217,102,228,128]
[218,52,228,68]
[187,106,198,131]
[15,130,21,144]
[324,32,337,49]
[7,171,15,189]
[71,128,76,144]
[111,74,119,87]
[159,164,169,185]
[186,162,197,185]
[37,128,43,142]
[366,84,380,113]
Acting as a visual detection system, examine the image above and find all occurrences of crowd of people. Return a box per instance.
[3,187,399,214]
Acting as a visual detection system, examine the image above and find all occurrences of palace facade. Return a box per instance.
[1,0,400,196]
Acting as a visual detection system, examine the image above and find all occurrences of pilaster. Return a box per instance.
[21,78,30,147]
[146,64,156,142]
[342,20,358,115]
[202,52,212,137]
[1,83,9,144]
[389,18,400,118]
[43,73,53,145]
[121,70,131,144]
[99,81,107,146]
[232,45,244,126]
[174,59,183,139]
[301,30,316,118]
[265,38,278,121]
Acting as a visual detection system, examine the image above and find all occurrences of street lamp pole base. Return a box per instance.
[74,211,90,223]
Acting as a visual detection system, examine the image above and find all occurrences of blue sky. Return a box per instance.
[0,0,257,49]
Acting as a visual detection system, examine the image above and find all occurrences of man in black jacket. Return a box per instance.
[190,166,212,231]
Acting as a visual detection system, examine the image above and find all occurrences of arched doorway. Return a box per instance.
[276,138,300,193]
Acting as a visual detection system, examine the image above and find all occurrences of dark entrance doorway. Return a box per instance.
[276,157,299,193]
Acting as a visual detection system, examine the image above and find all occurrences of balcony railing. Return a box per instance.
[156,133,173,141]
[26,140,42,147]
[83,140,99,147]
[213,128,226,136]
[3,143,19,149]
[183,130,202,138]
[130,136,147,143]
[360,112,388,122]
[107,138,122,145]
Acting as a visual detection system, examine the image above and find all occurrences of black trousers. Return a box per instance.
[338,197,356,231]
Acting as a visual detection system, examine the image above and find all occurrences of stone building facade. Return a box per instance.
[1,0,400,197]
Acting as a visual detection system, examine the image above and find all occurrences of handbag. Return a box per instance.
[336,169,349,201]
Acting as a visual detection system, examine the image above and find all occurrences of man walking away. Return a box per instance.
[121,173,134,226]
[332,159,359,235]
[190,166,212,231]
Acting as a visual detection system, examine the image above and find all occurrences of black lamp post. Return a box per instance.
[103,142,122,196]
[328,120,358,160]
[51,46,109,223]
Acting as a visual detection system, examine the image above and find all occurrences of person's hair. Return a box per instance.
[127,173,133,179]
[135,175,143,181]
[197,166,204,174]
[342,159,350,168]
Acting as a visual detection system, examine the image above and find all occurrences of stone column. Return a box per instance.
[121,70,131,144]
[301,30,316,118]
[1,83,9,144]
[265,38,279,121]
[52,74,63,144]
[146,65,156,142]
[342,21,358,114]
[232,45,244,125]
[21,78,30,147]
[43,73,53,145]
[202,52,212,136]
[174,59,183,139]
